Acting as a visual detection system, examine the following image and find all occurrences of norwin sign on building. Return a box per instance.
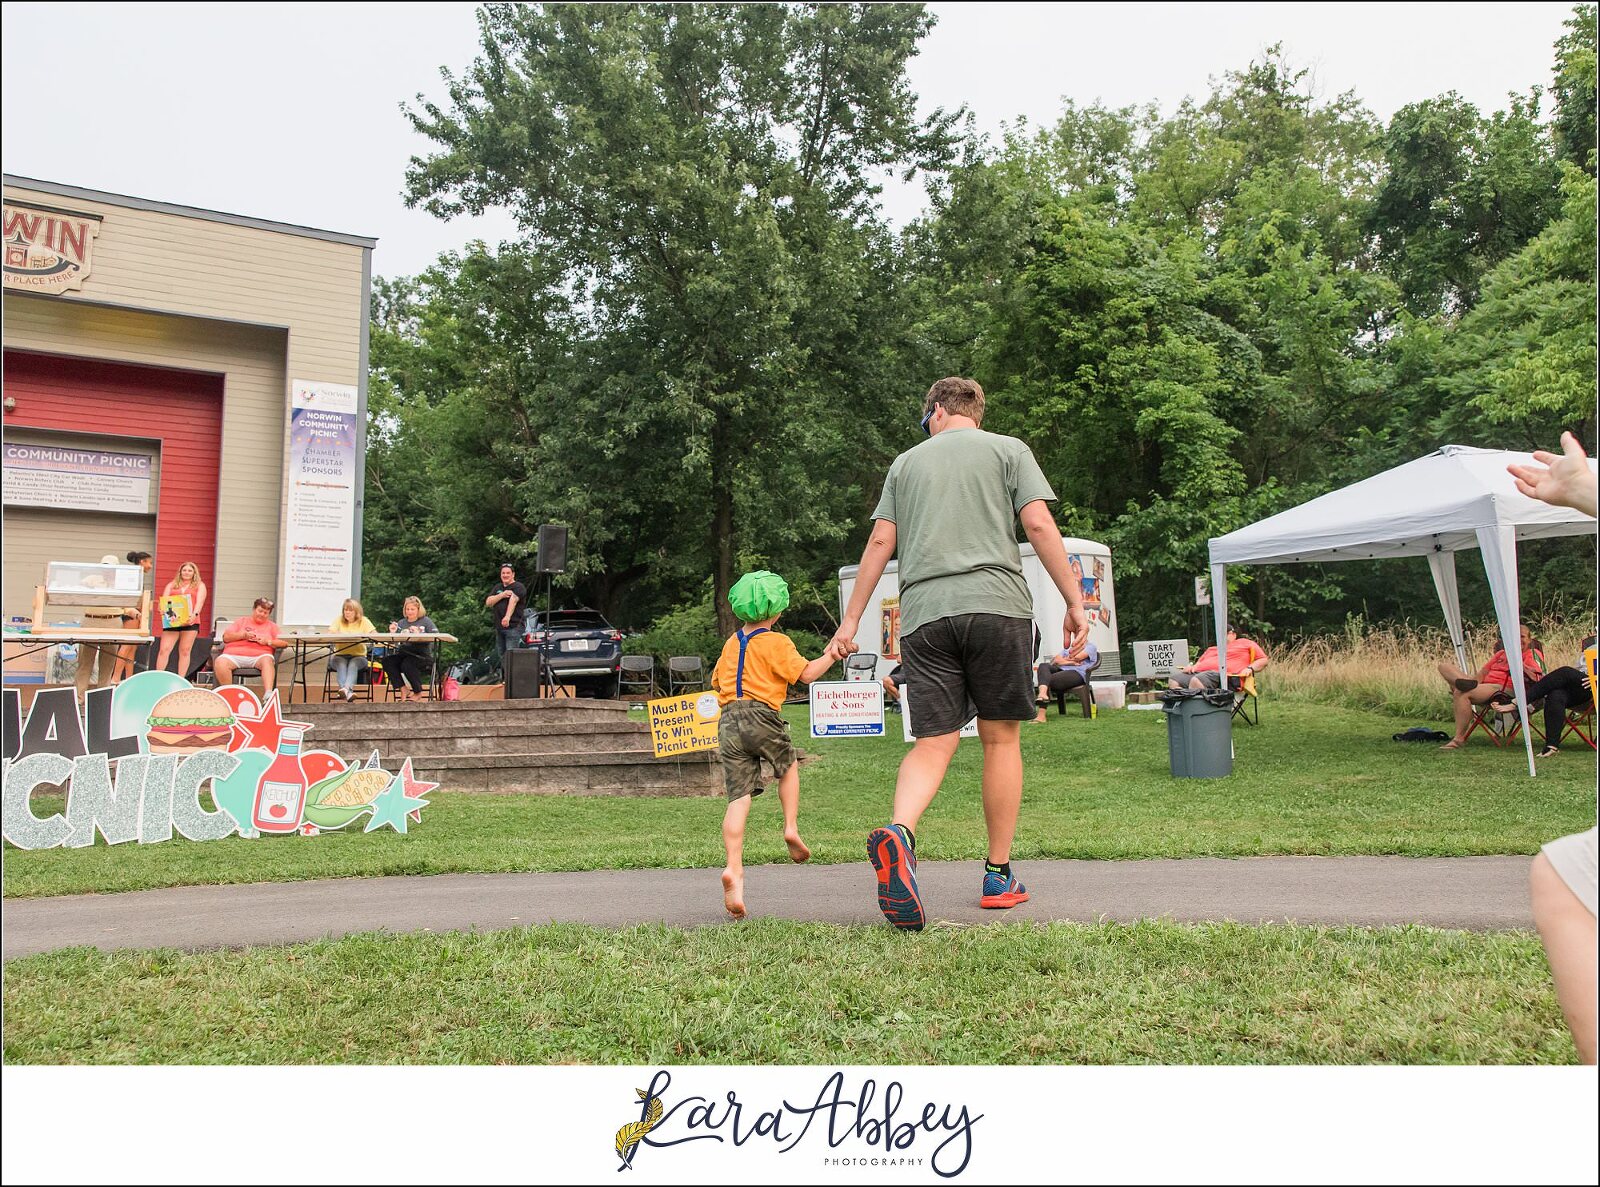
[3,200,101,294]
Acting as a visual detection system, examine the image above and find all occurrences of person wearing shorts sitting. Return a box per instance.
[1436,623,1543,751]
[1483,633,1596,759]
[1169,624,1269,692]
[213,598,286,690]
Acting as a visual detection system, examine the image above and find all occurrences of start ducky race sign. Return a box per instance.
[2,672,434,850]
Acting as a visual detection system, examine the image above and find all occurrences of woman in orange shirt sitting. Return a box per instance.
[1438,624,1543,750]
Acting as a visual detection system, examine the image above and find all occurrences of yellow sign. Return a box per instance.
[646,691,721,757]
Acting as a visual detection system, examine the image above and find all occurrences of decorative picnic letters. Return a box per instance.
[1,672,436,850]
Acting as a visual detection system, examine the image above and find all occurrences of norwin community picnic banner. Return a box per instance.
[2,672,433,849]
[282,379,360,627]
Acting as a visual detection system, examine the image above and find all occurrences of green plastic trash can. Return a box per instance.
[1160,689,1234,778]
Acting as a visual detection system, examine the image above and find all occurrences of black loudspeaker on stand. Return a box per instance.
[536,524,568,574]
[505,648,546,700]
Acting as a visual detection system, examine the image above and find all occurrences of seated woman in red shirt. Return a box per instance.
[1438,623,1544,750]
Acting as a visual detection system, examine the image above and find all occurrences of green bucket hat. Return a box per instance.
[729,570,790,623]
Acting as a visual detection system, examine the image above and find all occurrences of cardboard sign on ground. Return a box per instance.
[809,680,884,737]
[646,691,721,757]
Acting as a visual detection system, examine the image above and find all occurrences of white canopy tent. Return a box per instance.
[1207,445,1598,775]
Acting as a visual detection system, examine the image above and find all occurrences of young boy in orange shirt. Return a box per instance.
[712,570,841,918]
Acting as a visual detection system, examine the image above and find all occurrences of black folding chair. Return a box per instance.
[666,655,707,695]
[618,655,657,699]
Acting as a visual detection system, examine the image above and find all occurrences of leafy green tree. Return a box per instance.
[1368,93,1560,315]
[1446,163,1598,446]
[1552,4,1598,171]
[403,2,958,633]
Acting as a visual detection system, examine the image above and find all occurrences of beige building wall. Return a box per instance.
[2,178,374,624]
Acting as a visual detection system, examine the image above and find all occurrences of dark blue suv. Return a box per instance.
[522,608,624,697]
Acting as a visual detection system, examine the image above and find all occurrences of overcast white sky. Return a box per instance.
[0,2,1576,278]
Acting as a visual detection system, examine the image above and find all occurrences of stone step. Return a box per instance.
[302,720,655,758]
[285,699,718,798]
[406,751,720,797]
[289,698,632,731]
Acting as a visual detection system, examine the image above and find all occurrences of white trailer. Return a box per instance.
[838,536,1120,680]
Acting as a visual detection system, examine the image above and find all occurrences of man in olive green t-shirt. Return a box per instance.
[832,377,1088,931]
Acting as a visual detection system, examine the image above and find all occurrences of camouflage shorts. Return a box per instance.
[718,699,795,802]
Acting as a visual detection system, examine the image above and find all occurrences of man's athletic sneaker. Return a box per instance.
[868,824,925,931]
[980,868,1030,909]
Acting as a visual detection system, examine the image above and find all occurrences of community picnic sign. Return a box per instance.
[1,672,434,850]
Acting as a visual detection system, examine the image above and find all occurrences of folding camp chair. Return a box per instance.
[1527,699,1598,752]
[844,652,879,681]
[1559,703,1598,750]
[1462,700,1518,747]
[1230,672,1260,726]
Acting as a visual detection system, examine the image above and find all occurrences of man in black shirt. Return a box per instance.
[486,563,528,662]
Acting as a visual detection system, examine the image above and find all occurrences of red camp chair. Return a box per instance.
[1534,701,1598,752]
[1462,701,1519,748]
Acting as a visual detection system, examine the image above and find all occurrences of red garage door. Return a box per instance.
[2,349,225,630]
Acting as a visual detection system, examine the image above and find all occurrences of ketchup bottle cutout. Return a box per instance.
[252,727,309,834]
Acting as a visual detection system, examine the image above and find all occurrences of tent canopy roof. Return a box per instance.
[1209,446,1598,566]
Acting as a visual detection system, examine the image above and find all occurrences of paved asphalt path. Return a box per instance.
[2,855,1534,959]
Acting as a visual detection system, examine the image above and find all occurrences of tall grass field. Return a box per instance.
[1270,617,1593,720]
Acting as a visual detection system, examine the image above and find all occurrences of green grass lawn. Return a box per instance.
[4,701,1594,899]
[1,919,1574,1064]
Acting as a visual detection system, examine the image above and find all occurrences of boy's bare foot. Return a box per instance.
[784,832,811,863]
[721,870,746,918]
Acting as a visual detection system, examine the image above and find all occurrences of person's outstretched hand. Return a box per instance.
[1508,432,1598,518]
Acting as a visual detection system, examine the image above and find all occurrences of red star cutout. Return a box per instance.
[234,691,314,755]
[398,757,439,824]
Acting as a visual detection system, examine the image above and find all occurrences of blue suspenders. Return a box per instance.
[734,626,769,699]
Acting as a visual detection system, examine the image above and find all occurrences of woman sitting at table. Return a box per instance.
[327,597,377,701]
[387,596,439,702]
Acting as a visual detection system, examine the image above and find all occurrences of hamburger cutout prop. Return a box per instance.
[145,687,238,753]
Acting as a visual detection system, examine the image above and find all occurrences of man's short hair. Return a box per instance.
[499,562,515,572]
[923,377,986,426]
